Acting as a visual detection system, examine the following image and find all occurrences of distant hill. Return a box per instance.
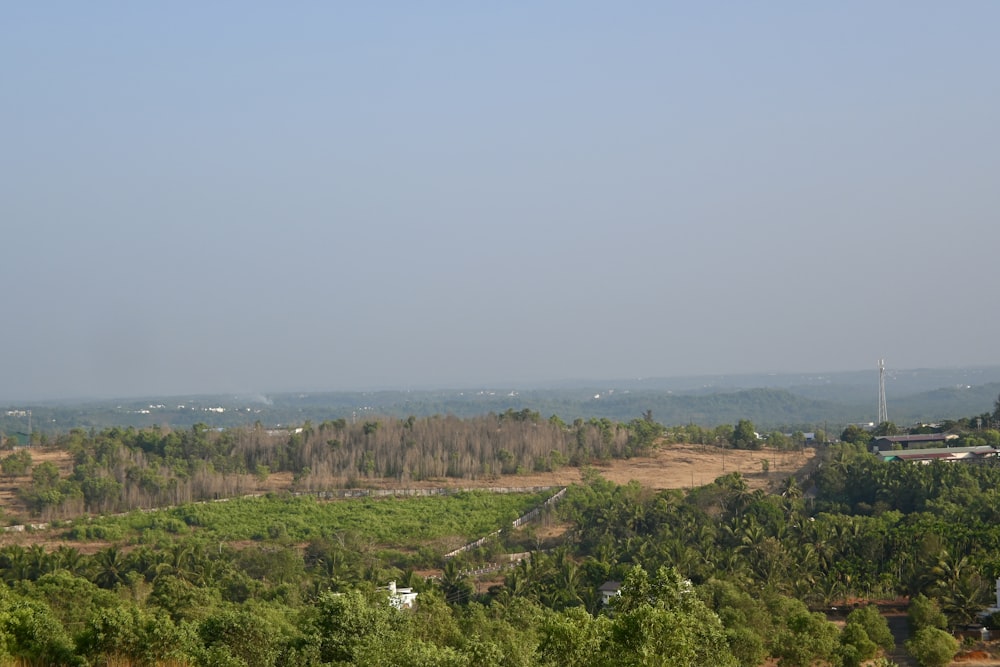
[3,367,999,434]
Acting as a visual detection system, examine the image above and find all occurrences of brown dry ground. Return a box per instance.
[312,443,817,493]
[0,448,74,511]
[952,648,1000,666]
[0,443,816,553]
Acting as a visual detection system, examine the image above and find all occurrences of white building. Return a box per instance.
[384,581,418,610]
[598,580,622,606]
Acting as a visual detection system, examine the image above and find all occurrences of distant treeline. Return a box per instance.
[5,379,1000,434]
[6,399,1000,521]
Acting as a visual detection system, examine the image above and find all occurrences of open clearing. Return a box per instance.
[0,443,816,515]
[0,443,816,552]
[0,444,816,519]
[345,443,817,492]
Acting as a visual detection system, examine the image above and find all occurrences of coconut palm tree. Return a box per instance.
[92,545,129,589]
[440,559,474,605]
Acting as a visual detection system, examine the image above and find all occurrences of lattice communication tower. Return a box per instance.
[877,359,888,425]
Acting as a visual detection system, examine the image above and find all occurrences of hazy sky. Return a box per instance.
[3,3,999,401]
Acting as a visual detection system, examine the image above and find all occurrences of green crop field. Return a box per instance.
[63,490,554,548]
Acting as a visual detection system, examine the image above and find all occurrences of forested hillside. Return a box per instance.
[5,367,1000,434]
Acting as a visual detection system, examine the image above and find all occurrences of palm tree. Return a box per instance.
[0,545,29,584]
[549,548,583,609]
[440,560,474,605]
[52,545,87,577]
[926,551,989,624]
[92,545,129,589]
[127,545,160,583]
[154,543,198,584]
[716,551,752,587]
[25,544,53,580]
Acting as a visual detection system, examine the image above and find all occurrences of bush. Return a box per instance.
[906,627,958,667]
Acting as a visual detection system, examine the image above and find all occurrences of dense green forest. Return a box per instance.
[1,407,1000,665]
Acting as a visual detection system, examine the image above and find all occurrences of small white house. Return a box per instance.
[598,581,622,606]
[385,581,419,610]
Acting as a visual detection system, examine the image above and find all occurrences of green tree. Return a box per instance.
[905,627,958,667]
[80,604,195,667]
[199,606,282,667]
[765,594,840,667]
[19,571,118,631]
[837,605,893,667]
[872,422,899,437]
[0,597,82,666]
[312,589,404,664]
[440,560,474,605]
[31,460,60,488]
[92,546,129,590]
[925,552,989,624]
[149,574,221,622]
[767,432,790,450]
[610,566,737,667]
[908,593,948,633]
[1,449,32,477]
[537,606,610,667]
[838,622,877,667]
[845,605,894,653]
[731,420,759,450]
[840,425,872,445]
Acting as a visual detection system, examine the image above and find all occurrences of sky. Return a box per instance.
[2,3,999,401]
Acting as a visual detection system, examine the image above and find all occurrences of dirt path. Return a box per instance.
[886,614,917,667]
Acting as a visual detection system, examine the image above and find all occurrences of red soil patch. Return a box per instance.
[957,651,991,661]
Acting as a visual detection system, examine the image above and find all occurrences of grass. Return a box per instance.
[64,490,554,548]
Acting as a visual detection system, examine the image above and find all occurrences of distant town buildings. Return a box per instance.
[877,446,997,464]
[873,434,960,449]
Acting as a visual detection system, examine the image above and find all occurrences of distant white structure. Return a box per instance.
[384,581,418,610]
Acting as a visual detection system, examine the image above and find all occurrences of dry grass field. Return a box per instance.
[0,443,817,517]
[348,443,817,493]
[493,443,816,491]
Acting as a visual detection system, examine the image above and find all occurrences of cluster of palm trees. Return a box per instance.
[547,448,996,625]
[0,542,225,592]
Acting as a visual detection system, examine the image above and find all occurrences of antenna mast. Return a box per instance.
[877,359,888,425]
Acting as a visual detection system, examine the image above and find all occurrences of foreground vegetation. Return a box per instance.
[1,405,1000,665]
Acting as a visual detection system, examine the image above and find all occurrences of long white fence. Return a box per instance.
[443,487,567,559]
